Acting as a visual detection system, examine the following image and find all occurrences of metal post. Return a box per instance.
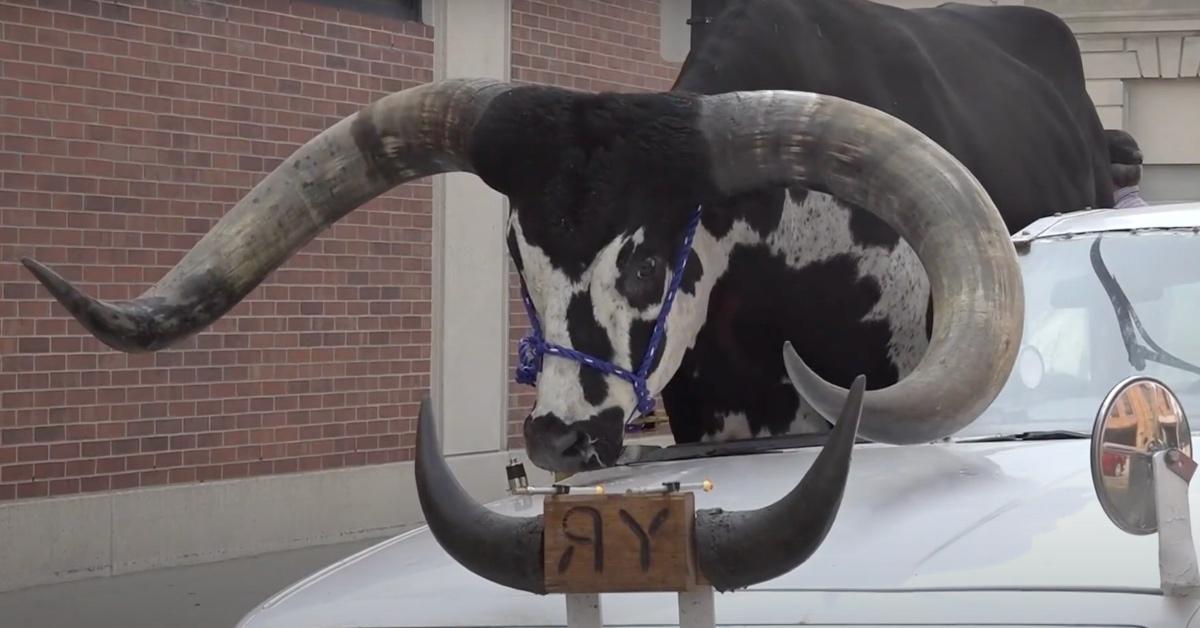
[678,585,716,628]
[565,593,603,628]
[1153,449,1200,596]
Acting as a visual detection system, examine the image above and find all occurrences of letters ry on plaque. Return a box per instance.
[543,492,702,593]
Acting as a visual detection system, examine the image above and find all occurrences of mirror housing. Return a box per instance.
[1090,375,1200,596]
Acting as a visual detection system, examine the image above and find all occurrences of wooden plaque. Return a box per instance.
[543,492,702,593]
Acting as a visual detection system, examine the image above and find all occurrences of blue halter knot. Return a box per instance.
[515,205,704,421]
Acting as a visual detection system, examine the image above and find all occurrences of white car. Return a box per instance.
[238,201,1200,627]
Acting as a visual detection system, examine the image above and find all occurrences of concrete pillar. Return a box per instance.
[429,0,512,456]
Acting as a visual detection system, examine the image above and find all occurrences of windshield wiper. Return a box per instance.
[620,431,870,465]
[957,430,1090,443]
[1090,237,1200,377]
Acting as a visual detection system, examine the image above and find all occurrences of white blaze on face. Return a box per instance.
[509,216,645,425]
[509,216,595,422]
[584,229,645,415]
[509,213,720,427]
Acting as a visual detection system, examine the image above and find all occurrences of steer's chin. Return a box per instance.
[527,441,619,474]
[525,433,622,473]
[523,409,626,473]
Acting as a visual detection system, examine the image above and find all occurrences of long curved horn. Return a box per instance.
[413,377,862,594]
[414,397,547,594]
[21,78,513,353]
[697,90,1023,444]
[693,374,863,591]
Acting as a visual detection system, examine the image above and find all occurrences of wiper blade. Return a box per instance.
[1090,237,1200,377]
[621,431,870,465]
[958,430,1089,443]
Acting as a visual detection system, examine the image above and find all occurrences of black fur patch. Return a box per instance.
[698,187,786,241]
[467,86,716,282]
[566,291,614,362]
[845,200,901,249]
[661,244,909,441]
[681,250,702,295]
[615,239,667,311]
[584,406,626,461]
[628,318,666,377]
[564,291,613,415]
[580,368,608,407]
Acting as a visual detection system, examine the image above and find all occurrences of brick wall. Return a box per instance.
[0,0,433,501]
[0,0,684,501]
[505,0,683,446]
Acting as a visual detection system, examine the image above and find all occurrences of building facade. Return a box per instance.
[1,0,1196,592]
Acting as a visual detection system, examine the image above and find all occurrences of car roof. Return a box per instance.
[1013,201,1200,247]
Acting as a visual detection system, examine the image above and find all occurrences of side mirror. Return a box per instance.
[1090,375,1199,596]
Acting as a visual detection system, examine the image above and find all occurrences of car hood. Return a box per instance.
[237,438,1183,627]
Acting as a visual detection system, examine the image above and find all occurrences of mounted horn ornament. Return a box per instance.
[414,374,864,594]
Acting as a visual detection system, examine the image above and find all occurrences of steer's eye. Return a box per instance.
[635,258,656,280]
[617,253,666,308]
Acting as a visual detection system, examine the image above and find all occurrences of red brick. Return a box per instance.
[111,472,138,490]
[34,462,65,478]
[65,459,96,476]
[1,429,33,446]
[17,481,49,499]
[2,464,34,482]
[0,0,650,502]
[49,478,81,496]
[80,475,110,493]
[49,443,79,460]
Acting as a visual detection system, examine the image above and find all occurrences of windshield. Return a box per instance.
[955,228,1200,439]
[625,227,1200,464]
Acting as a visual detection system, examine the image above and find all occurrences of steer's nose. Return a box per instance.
[523,412,622,473]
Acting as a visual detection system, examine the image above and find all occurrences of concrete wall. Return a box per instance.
[812,0,1200,204]
[1052,0,1200,203]
[0,448,552,592]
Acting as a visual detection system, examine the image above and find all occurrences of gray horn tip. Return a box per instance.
[21,257,82,307]
[693,369,864,592]
[782,340,848,427]
[20,257,157,354]
[413,394,548,595]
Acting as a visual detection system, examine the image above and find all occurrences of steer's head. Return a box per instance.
[468,89,715,472]
[21,79,1024,478]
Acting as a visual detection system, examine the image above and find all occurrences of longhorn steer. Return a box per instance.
[20,0,1102,474]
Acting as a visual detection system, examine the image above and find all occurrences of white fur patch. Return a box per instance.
[765,189,929,374]
[509,215,604,422]
[688,188,930,437]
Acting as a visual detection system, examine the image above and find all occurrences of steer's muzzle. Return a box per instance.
[523,409,624,473]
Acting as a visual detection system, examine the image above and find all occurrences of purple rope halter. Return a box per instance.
[515,205,704,420]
